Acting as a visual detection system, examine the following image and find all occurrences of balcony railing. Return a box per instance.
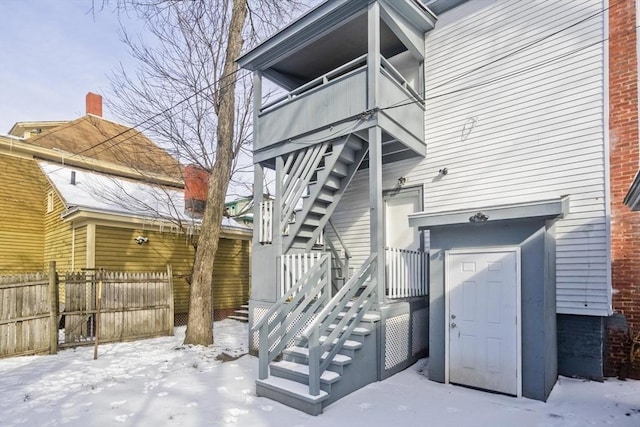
[385,247,427,298]
[255,54,425,152]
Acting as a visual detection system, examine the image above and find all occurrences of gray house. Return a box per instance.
[239,0,611,415]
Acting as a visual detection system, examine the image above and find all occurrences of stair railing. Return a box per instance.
[302,253,378,396]
[252,253,331,381]
[328,219,351,275]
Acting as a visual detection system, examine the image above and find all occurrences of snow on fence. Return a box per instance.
[385,248,427,298]
[279,253,325,296]
[0,270,56,358]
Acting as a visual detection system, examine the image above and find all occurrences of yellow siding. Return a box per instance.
[73,226,87,270]
[43,185,73,272]
[0,155,46,273]
[93,226,250,313]
[95,226,194,313]
[212,238,250,310]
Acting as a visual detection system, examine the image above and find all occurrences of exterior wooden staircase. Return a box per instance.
[281,136,367,253]
[252,254,379,415]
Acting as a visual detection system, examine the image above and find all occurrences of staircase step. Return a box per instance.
[283,346,353,366]
[330,161,348,178]
[309,203,328,215]
[337,311,381,322]
[228,316,249,322]
[327,324,371,337]
[270,360,341,384]
[256,377,328,416]
[347,138,363,151]
[323,176,341,191]
[294,335,363,350]
[303,188,333,204]
[338,147,355,163]
[234,309,249,315]
[240,304,249,309]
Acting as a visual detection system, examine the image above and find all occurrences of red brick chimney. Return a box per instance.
[184,164,211,217]
[86,92,103,117]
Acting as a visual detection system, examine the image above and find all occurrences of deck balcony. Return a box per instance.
[254,54,425,164]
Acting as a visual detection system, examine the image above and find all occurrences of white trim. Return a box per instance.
[46,191,54,213]
[603,0,613,315]
[444,246,522,398]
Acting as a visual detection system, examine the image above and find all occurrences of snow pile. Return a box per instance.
[0,319,638,426]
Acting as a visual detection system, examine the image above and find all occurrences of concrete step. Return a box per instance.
[256,376,328,416]
[234,309,249,315]
[228,315,249,322]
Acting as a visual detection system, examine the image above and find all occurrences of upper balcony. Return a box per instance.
[238,0,437,164]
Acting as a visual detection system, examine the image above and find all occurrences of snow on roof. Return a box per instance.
[39,161,251,231]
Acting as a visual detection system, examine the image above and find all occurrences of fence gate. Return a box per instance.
[60,268,174,347]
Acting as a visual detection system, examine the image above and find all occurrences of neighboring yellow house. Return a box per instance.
[0,93,252,322]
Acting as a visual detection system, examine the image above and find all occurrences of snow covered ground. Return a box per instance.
[0,319,638,427]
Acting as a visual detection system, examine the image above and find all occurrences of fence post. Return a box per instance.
[167,264,174,335]
[93,269,103,360]
[49,261,58,355]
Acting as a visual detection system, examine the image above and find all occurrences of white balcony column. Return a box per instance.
[253,162,264,248]
[369,126,385,305]
[253,71,262,141]
[367,1,380,109]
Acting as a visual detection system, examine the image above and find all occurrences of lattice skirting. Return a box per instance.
[385,313,410,370]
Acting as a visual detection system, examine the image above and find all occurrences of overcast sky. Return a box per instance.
[0,0,142,133]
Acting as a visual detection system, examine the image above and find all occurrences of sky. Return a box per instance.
[0,319,638,427]
[0,0,144,133]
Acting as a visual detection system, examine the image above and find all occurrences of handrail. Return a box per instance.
[380,56,423,103]
[302,253,377,396]
[328,218,351,260]
[261,54,368,112]
[252,254,331,381]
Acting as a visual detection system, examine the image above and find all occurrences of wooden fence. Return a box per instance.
[0,265,57,358]
[0,262,174,358]
[61,267,174,346]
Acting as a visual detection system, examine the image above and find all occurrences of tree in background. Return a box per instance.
[100,0,306,345]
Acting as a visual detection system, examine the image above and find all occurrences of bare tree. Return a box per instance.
[98,0,307,345]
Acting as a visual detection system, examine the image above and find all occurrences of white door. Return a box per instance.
[384,190,420,251]
[446,248,521,396]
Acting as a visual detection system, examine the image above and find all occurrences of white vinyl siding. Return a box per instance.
[423,0,609,316]
[330,0,609,316]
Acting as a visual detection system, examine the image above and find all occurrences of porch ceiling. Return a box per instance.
[238,0,436,91]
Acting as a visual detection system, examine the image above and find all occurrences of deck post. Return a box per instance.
[367,2,385,305]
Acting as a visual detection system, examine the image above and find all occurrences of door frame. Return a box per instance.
[444,246,522,397]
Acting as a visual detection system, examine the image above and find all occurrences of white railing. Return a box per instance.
[280,252,325,296]
[385,247,427,298]
[259,200,273,244]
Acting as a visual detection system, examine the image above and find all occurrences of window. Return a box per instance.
[47,191,54,213]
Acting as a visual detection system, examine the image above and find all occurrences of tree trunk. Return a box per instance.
[184,0,248,346]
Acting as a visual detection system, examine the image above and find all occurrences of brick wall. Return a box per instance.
[608,0,640,379]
